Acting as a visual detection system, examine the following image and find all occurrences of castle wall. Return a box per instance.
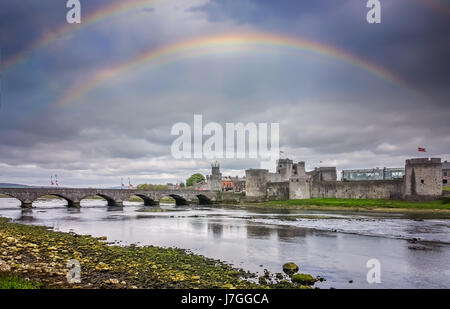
[334,180,404,199]
[309,179,404,199]
[266,182,290,200]
[289,177,311,199]
[310,180,336,198]
[268,173,282,182]
[319,168,337,181]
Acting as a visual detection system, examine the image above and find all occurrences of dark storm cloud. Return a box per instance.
[0,0,128,59]
[0,0,449,186]
[191,0,450,104]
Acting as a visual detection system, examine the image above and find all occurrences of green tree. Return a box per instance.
[136,184,168,190]
[186,174,205,187]
[137,184,151,190]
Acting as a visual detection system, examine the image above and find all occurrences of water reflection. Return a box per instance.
[189,220,205,232]
[247,224,272,239]
[19,208,34,222]
[208,222,223,238]
[67,208,81,215]
[277,226,308,241]
[107,206,124,212]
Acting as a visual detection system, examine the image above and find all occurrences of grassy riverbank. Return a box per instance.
[0,217,309,289]
[0,272,42,289]
[240,198,450,212]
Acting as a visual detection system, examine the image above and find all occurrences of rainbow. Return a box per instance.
[59,31,413,106]
[2,0,448,74]
[0,0,162,72]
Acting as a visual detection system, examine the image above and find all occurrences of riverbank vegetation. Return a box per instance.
[0,217,310,289]
[245,198,450,211]
[0,272,42,289]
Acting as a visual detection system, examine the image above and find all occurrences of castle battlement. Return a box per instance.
[406,158,441,165]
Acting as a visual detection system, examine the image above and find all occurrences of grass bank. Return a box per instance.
[0,217,308,289]
[239,198,450,212]
[0,272,42,289]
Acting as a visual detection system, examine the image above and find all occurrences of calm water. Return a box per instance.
[1,197,449,289]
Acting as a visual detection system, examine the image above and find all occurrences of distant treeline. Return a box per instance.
[136,184,170,190]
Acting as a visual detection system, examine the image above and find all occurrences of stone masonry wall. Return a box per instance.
[266,182,290,201]
[245,169,269,201]
[404,158,442,200]
[310,179,404,199]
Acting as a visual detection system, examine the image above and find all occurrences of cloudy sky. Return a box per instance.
[0,0,449,187]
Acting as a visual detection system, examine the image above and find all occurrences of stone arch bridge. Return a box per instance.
[0,188,225,208]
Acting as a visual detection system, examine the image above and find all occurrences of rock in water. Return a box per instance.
[282,262,299,275]
[291,273,317,285]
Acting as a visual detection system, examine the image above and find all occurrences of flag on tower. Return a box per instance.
[418,147,426,152]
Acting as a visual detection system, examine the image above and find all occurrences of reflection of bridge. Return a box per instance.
[0,188,222,208]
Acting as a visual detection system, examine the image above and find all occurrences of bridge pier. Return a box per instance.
[143,200,158,206]
[68,200,81,208]
[21,201,33,208]
[109,200,123,207]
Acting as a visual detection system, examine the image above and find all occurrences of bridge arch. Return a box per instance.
[34,194,73,207]
[0,193,22,207]
[196,194,213,205]
[95,194,122,207]
[79,195,109,206]
[166,194,188,206]
[131,194,158,206]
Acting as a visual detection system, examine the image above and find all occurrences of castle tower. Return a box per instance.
[276,158,294,181]
[293,161,306,177]
[404,158,443,200]
[206,161,222,191]
[245,169,269,201]
[289,161,311,199]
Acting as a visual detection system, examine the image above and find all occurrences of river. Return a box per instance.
[0,197,449,289]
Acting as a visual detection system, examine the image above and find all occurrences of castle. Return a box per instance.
[245,158,443,202]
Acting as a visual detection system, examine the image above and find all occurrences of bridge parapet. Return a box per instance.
[0,188,221,208]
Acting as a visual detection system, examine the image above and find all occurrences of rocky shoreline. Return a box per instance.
[0,217,313,289]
